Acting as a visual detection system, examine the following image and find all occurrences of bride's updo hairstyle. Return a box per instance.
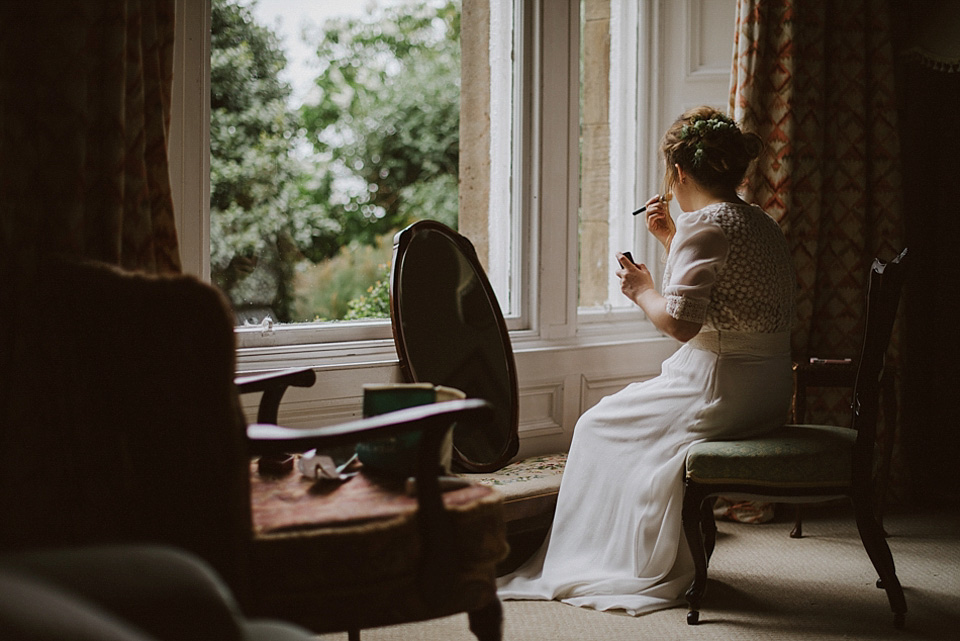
[660,106,763,197]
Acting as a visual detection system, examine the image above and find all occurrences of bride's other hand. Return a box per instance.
[615,253,655,304]
[616,251,701,342]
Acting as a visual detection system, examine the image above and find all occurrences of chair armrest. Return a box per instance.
[247,398,493,456]
[250,397,495,591]
[793,359,856,388]
[235,367,317,424]
[0,570,154,641]
[792,359,856,423]
[0,545,246,641]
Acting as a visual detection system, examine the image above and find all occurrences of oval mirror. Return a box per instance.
[390,220,519,473]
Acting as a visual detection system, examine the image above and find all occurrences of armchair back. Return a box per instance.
[0,259,251,593]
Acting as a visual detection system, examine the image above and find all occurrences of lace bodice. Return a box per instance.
[662,202,794,333]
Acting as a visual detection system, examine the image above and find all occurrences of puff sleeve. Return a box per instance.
[662,212,728,323]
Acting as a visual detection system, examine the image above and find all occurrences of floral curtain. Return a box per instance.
[0,0,180,278]
[728,0,906,500]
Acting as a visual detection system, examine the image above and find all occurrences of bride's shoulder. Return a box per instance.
[678,203,728,228]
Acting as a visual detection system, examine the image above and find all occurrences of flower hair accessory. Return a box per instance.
[678,115,739,167]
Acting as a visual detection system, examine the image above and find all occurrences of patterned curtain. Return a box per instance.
[728,0,906,500]
[0,0,180,277]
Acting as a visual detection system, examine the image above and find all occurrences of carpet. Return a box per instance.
[316,504,960,640]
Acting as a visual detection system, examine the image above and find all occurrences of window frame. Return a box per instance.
[169,0,671,375]
[575,0,666,330]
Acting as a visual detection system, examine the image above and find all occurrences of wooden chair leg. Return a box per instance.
[682,487,710,625]
[874,368,898,536]
[700,497,717,562]
[467,598,503,641]
[852,495,906,628]
[348,629,361,641]
[790,504,803,538]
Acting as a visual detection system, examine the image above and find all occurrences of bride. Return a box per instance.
[497,106,796,615]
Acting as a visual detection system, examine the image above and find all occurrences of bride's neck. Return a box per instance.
[689,186,746,211]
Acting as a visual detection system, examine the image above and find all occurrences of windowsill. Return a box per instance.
[234,318,674,374]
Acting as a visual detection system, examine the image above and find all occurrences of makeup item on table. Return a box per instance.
[354,383,465,476]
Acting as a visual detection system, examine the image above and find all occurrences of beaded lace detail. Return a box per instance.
[663,202,794,333]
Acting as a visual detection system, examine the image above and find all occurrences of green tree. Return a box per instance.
[210,0,461,323]
[299,0,461,252]
[210,0,338,322]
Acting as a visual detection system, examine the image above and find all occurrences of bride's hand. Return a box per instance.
[616,253,655,304]
[643,195,675,249]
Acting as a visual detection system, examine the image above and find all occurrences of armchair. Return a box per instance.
[681,250,909,627]
[0,257,508,641]
[0,544,315,641]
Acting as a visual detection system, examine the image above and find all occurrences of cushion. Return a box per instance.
[685,424,857,488]
[454,453,567,527]
[249,463,508,632]
[464,453,567,501]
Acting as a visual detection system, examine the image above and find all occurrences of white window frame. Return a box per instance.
[169,0,666,365]
[169,0,690,457]
[575,0,665,334]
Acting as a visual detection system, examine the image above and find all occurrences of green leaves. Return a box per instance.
[211,0,334,321]
[210,0,461,322]
[299,0,461,237]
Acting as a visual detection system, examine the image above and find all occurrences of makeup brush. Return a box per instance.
[632,192,673,216]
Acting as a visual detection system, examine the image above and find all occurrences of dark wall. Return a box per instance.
[896,46,960,507]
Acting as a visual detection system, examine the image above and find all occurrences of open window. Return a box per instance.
[169,0,736,456]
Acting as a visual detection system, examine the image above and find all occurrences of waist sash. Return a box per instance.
[688,330,791,357]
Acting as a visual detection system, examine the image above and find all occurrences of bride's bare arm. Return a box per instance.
[616,253,701,342]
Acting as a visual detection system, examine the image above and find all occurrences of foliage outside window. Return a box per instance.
[209,0,460,325]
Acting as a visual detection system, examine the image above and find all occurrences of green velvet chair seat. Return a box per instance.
[686,424,857,488]
[681,251,908,629]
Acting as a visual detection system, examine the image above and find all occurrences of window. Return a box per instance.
[170,0,734,455]
[579,0,649,318]
[174,0,663,353]
[201,0,530,346]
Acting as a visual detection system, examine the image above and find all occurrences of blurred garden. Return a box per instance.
[210,0,460,324]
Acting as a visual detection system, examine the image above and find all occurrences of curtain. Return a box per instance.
[728,0,906,500]
[893,2,960,503]
[0,0,180,278]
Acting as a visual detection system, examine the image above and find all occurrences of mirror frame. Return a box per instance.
[389,220,520,473]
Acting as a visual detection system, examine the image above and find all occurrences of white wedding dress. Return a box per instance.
[497,201,796,615]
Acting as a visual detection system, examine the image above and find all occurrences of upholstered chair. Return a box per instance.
[681,250,909,628]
